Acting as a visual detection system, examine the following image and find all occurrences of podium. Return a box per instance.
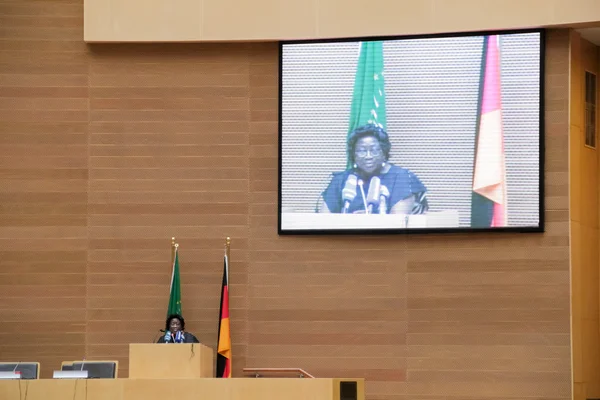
[129,343,214,378]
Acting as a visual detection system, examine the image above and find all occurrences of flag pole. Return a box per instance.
[225,237,231,280]
[171,237,176,265]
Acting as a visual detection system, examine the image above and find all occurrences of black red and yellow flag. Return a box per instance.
[216,253,232,378]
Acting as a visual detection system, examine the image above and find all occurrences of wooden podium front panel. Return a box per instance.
[227,379,334,400]
[0,378,365,400]
[128,343,214,378]
[122,378,335,400]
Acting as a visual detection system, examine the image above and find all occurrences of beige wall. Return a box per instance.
[84,0,600,42]
[0,1,572,399]
[570,31,600,400]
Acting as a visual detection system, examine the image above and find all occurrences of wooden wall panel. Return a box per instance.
[0,0,88,374]
[86,42,250,376]
[246,32,571,400]
[0,2,572,399]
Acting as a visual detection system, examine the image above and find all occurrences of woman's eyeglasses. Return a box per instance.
[355,148,383,158]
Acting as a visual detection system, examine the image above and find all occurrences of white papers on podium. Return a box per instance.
[281,210,460,231]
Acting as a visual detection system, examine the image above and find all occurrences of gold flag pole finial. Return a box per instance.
[225,237,231,260]
[225,237,231,284]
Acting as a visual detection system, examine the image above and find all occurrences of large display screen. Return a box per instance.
[279,29,544,234]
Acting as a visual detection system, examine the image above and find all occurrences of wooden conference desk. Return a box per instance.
[0,344,364,399]
[0,377,365,400]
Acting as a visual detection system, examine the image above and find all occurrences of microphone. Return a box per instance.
[341,174,358,214]
[366,177,381,214]
[12,361,21,378]
[357,179,368,213]
[379,185,390,214]
[175,331,184,343]
[164,330,172,343]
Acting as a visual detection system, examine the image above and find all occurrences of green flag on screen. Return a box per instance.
[167,249,182,316]
[347,41,387,168]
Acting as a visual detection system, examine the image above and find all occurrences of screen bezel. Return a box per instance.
[277,28,546,236]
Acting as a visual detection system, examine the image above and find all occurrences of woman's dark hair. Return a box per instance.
[346,124,392,164]
[166,314,185,331]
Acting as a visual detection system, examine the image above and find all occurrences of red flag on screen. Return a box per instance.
[471,35,508,228]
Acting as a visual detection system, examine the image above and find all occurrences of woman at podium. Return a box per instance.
[157,314,200,344]
[317,124,429,214]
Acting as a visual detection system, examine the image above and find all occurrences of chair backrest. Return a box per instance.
[61,361,118,379]
[0,362,39,379]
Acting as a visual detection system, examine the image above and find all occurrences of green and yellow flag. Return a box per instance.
[167,247,182,316]
[347,41,387,168]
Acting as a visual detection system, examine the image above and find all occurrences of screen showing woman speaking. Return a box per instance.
[279,30,543,234]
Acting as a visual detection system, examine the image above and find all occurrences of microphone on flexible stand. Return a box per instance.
[366,176,381,214]
[12,361,21,379]
[341,174,358,214]
[379,185,390,214]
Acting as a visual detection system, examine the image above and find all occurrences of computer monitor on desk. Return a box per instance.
[0,362,39,379]
[55,361,117,379]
